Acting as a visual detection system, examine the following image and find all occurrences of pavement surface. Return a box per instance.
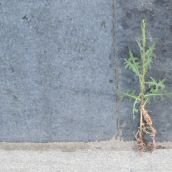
[0,149,172,172]
[0,141,172,172]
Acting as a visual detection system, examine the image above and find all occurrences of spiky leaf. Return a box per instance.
[124,51,141,76]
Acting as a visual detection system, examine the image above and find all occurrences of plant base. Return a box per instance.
[135,105,157,152]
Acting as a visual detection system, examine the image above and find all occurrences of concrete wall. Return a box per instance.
[0,0,171,142]
[0,0,116,142]
[116,0,172,141]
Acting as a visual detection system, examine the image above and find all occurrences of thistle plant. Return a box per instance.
[123,20,171,151]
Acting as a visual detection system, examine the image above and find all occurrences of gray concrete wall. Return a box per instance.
[0,0,116,142]
[116,0,172,141]
[0,0,171,142]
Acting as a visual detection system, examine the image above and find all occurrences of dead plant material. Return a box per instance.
[135,104,157,151]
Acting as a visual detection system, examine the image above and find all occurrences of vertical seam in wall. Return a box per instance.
[112,0,120,139]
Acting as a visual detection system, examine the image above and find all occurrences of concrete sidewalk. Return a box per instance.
[0,149,172,172]
[0,141,171,172]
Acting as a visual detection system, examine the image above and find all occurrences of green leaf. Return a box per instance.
[137,39,144,53]
[122,90,140,101]
[144,92,172,99]
[146,77,166,94]
[124,51,141,76]
[141,19,147,48]
[132,99,139,119]
[144,43,156,69]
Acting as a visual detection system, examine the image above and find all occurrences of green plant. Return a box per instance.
[122,19,171,151]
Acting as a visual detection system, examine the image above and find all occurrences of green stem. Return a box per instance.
[122,92,140,100]
[139,20,147,131]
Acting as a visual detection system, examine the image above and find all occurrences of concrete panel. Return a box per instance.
[0,0,171,142]
[0,0,116,142]
[116,0,172,141]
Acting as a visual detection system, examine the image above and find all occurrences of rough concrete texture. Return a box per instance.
[0,139,172,151]
[116,0,172,141]
[0,141,172,171]
[0,0,172,142]
[0,149,172,172]
[0,0,116,142]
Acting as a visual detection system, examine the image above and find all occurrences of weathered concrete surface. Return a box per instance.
[0,139,172,151]
[0,140,172,171]
[0,0,172,142]
[116,0,172,141]
[0,148,172,172]
[0,0,116,142]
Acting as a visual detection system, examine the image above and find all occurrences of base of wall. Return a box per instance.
[0,138,171,151]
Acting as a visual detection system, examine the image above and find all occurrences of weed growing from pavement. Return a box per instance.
[122,20,171,152]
